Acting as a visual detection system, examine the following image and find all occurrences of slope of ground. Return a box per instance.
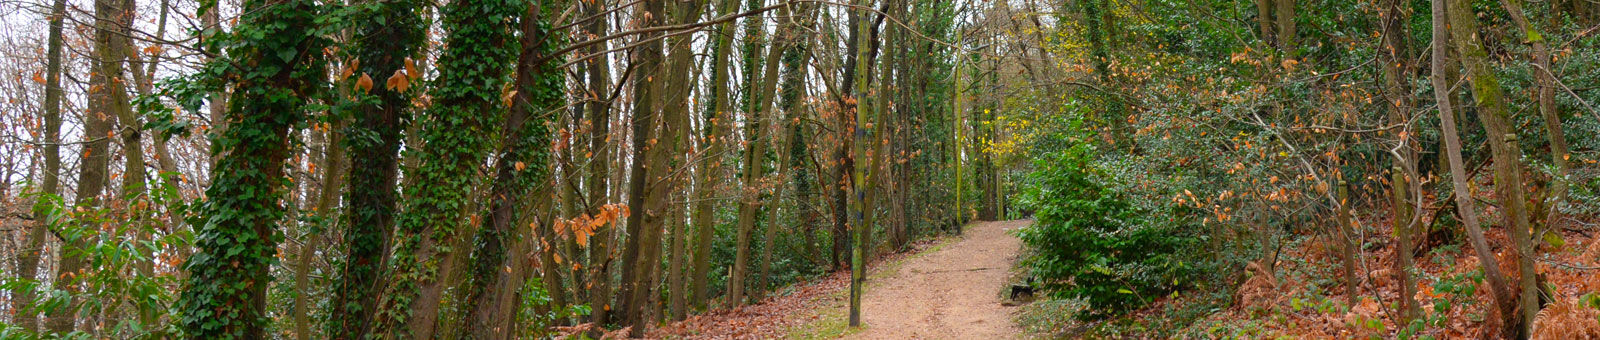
[643,220,1028,339]
[844,219,1025,339]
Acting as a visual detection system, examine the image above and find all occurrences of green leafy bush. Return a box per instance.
[1016,143,1198,318]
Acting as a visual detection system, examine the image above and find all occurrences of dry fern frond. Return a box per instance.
[1238,261,1280,315]
[1583,238,1600,266]
[1530,296,1600,340]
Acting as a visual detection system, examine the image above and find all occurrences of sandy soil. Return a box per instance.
[845,220,1027,340]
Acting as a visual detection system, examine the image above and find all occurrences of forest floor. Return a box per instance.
[843,219,1025,339]
[645,220,1029,339]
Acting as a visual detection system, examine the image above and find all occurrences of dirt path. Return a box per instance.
[845,219,1027,339]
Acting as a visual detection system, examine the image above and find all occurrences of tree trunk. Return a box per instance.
[1432,0,1521,337]
[750,2,802,303]
[106,0,157,328]
[1256,0,1274,47]
[730,0,779,306]
[847,0,874,327]
[1499,0,1572,234]
[690,0,740,312]
[581,0,616,329]
[951,26,965,233]
[667,195,689,320]
[50,0,129,332]
[364,0,520,336]
[1378,0,1420,323]
[619,0,670,335]
[174,0,326,335]
[661,0,704,320]
[298,124,343,339]
[463,3,564,337]
[14,0,67,331]
[327,0,426,337]
[1335,180,1360,307]
[1446,0,1538,336]
[1275,0,1296,54]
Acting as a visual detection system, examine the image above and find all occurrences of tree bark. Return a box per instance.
[1499,0,1572,234]
[463,3,564,337]
[689,0,740,312]
[327,0,426,337]
[1256,0,1274,46]
[14,0,67,331]
[1275,0,1296,53]
[847,0,874,327]
[1378,0,1420,323]
[1334,180,1360,308]
[580,0,616,329]
[661,0,705,320]
[50,0,126,331]
[1433,0,1522,337]
[619,0,671,335]
[1446,0,1538,336]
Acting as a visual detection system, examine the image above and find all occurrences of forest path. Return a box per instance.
[843,219,1027,339]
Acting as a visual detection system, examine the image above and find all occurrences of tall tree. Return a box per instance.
[48,0,134,333]
[832,0,867,272]
[617,0,671,335]
[755,2,808,301]
[14,0,68,331]
[847,0,874,327]
[296,124,344,340]
[690,0,740,312]
[1446,0,1538,335]
[462,0,565,336]
[1430,0,1520,337]
[325,0,427,336]
[1499,0,1572,234]
[662,0,704,320]
[582,0,618,328]
[366,0,522,335]
[174,0,328,335]
[1377,0,1420,324]
[729,0,772,307]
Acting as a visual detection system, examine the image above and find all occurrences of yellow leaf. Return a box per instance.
[514,161,526,171]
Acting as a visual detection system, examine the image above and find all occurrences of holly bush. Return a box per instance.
[1015,142,1199,319]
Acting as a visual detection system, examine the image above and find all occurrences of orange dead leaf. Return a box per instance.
[404,57,420,81]
[356,73,374,93]
[501,90,517,107]
[386,70,410,92]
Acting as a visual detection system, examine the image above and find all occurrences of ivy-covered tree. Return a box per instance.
[325,0,427,337]
[461,0,565,336]
[366,0,522,335]
[175,0,329,336]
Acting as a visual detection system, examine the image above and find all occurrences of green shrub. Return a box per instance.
[1016,143,1198,319]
